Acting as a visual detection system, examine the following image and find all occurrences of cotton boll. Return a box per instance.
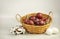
[45,28,53,35]
[10,26,18,32]
[15,28,25,35]
[16,32,21,35]
[10,27,16,34]
[22,29,26,34]
[52,27,59,34]
[17,28,26,34]
[10,27,15,33]
[45,27,59,35]
[10,26,26,35]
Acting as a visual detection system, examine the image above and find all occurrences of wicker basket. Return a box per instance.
[16,12,52,34]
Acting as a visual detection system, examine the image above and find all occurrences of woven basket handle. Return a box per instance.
[49,11,53,18]
[16,14,21,22]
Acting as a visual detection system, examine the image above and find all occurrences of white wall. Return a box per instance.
[0,0,60,28]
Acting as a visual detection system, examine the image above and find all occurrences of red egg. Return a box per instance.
[34,18,40,22]
[39,20,45,25]
[29,16,36,21]
[24,19,29,24]
[29,20,34,25]
[36,13,43,19]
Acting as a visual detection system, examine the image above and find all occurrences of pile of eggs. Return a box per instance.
[23,13,50,25]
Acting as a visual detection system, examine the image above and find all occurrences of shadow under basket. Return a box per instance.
[20,13,52,34]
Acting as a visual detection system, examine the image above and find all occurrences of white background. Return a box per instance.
[0,0,60,39]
